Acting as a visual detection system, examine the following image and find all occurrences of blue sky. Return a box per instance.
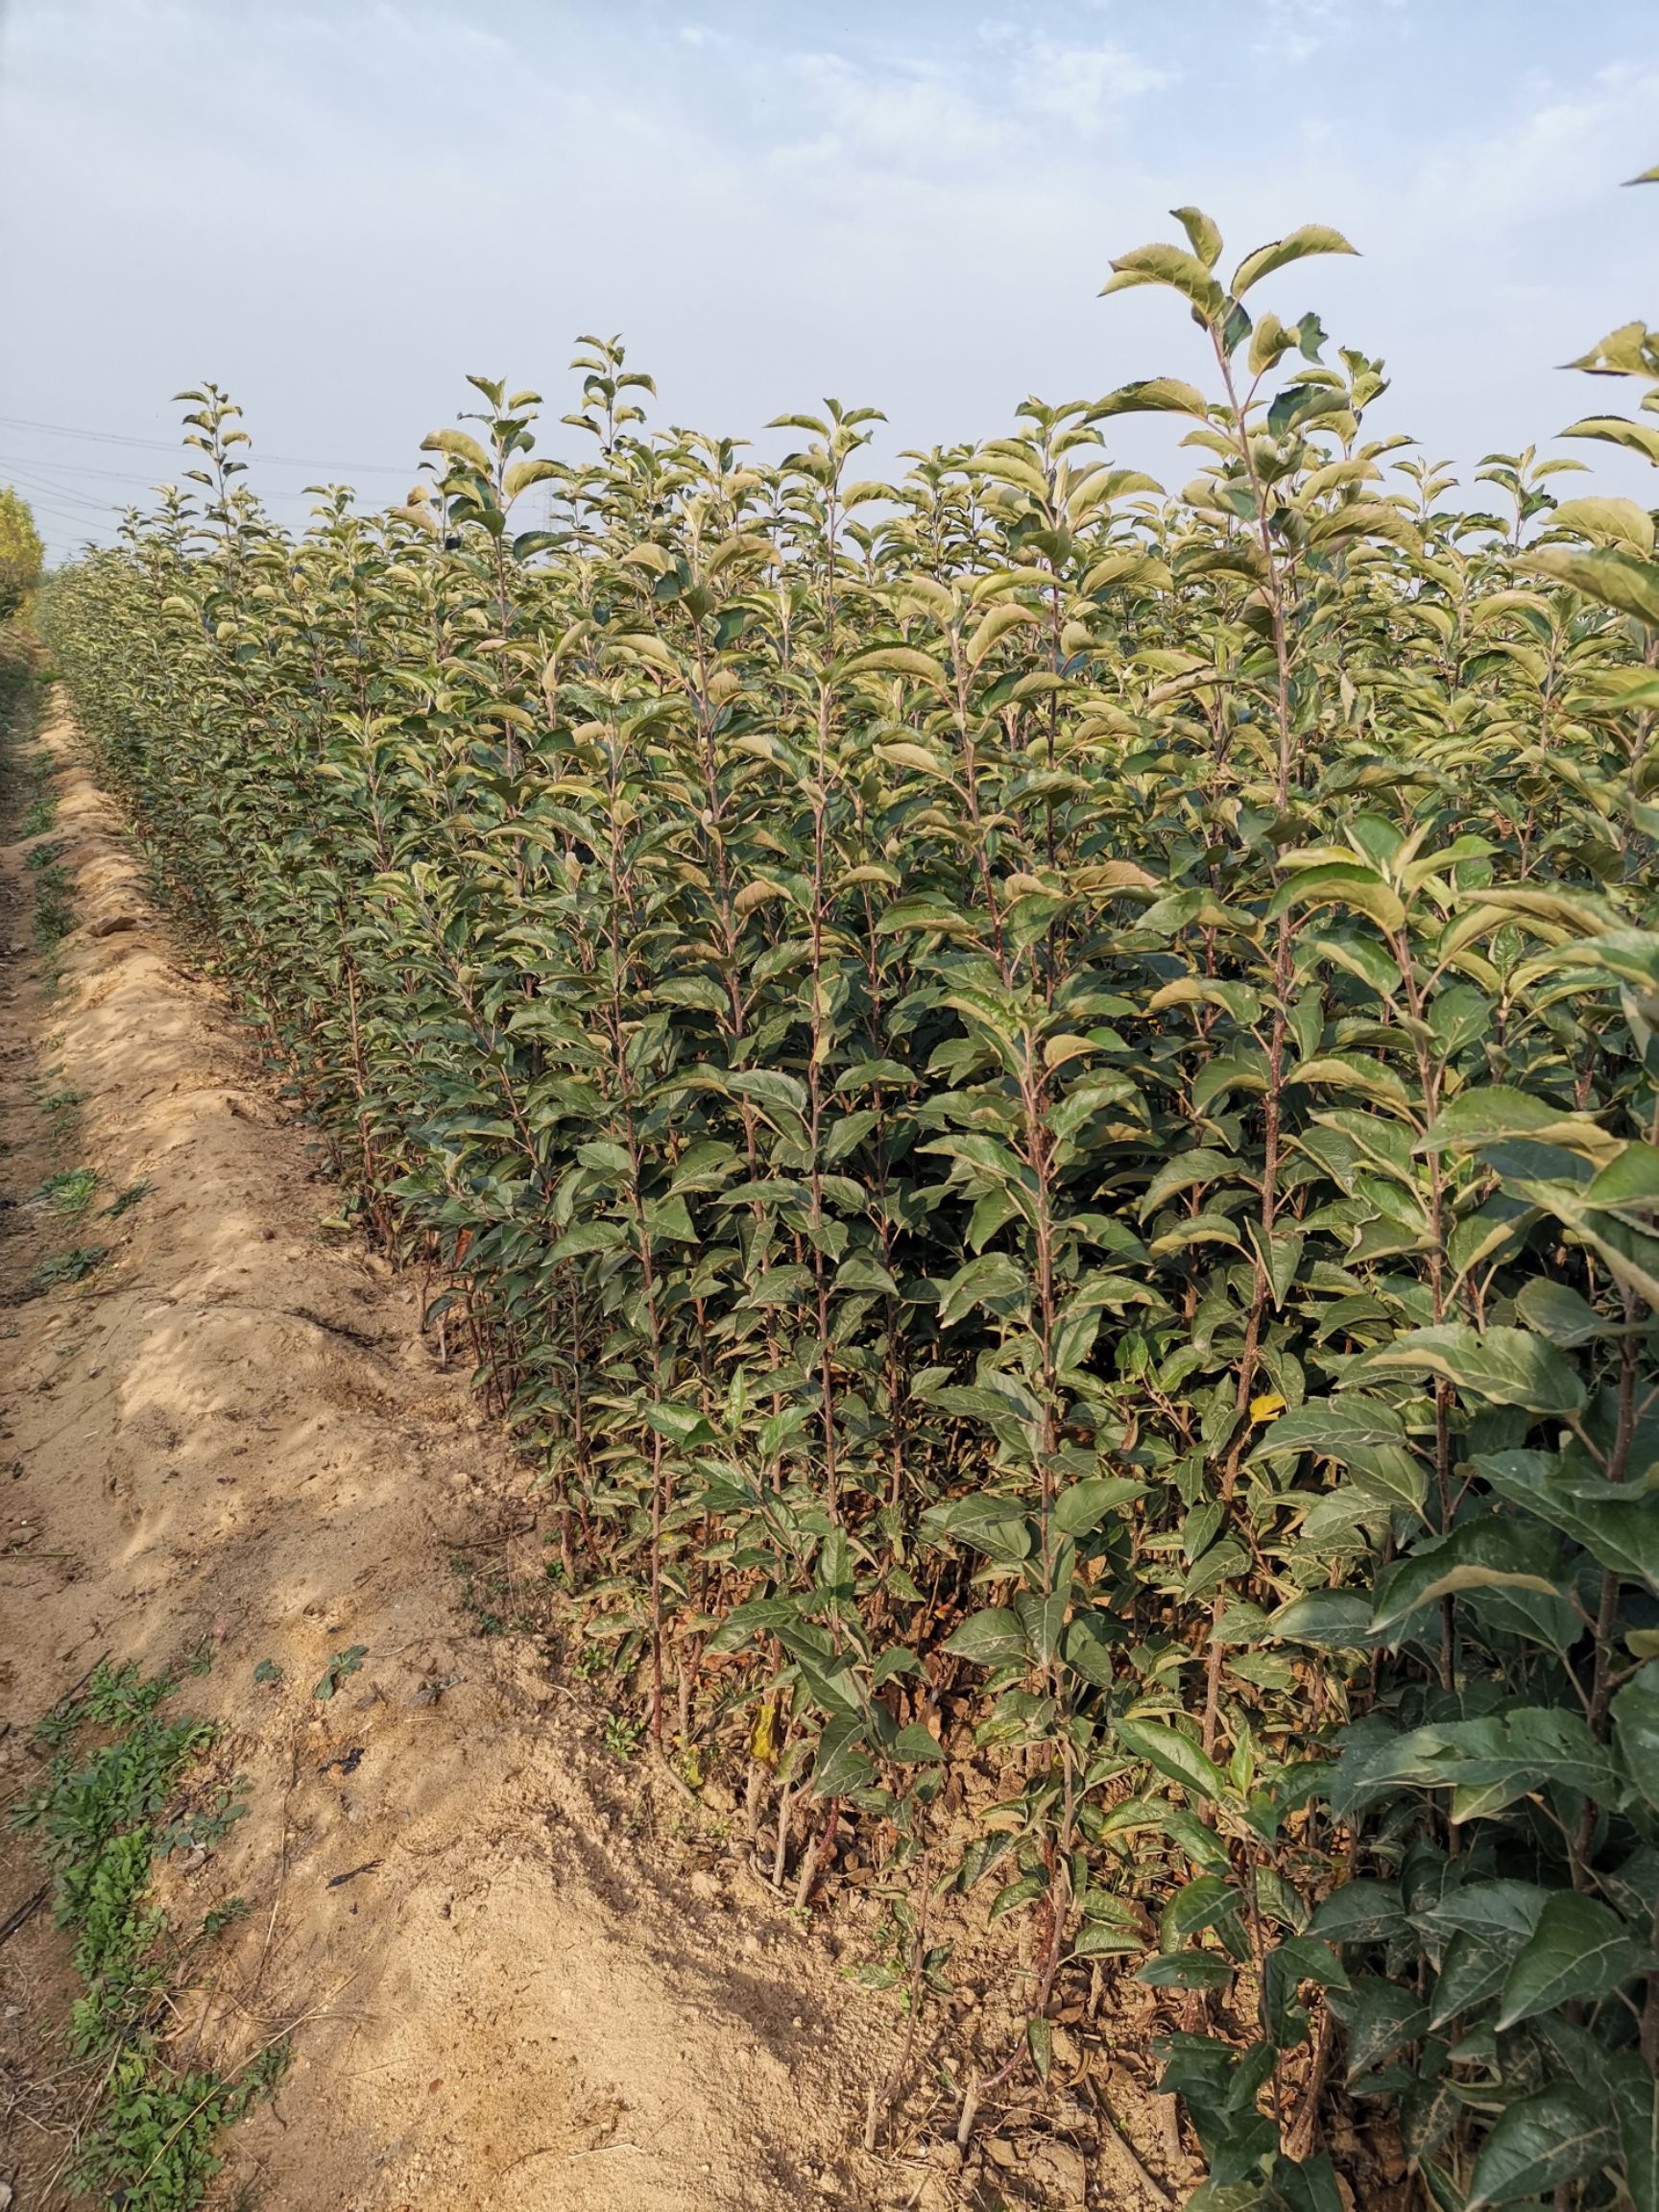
[4,0,1659,557]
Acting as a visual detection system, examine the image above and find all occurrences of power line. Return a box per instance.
[0,462,125,517]
[0,411,415,476]
[0,413,184,454]
[0,448,183,487]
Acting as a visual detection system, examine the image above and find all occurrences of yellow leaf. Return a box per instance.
[1250,1392,1286,1423]
[1044,1033,1097,1070]
[735,878,787,916]
[877,741,950,778]
[751,1699,780,1767]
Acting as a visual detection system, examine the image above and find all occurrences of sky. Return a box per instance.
[3,0,1659,560]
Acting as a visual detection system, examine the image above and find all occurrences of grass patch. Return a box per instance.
[12,1661,286,2209]
[448,1548,548,1638]
[34,1164,102,1218]
[19,781,56,840]
[17,729,59,845]
[104,1178,156,1219]
[8,700,71,949]
[39,1084,87,1142]
[28,1242,108,1289]
[34,854,74,948]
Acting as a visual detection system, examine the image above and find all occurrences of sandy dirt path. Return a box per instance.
[0,695,908,2211]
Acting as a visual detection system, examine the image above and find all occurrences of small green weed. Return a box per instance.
[33,854,73,946]
[603,1711,645,1761]
[12,1660,287,2207]
[845,1896,954,2013]
[25,832,64,871]
[158,1772,250,1856]
[448,1551,542,1636]
[29,1243,108,1289]
[40,1084,87,1136]
[34,1164,101,1217]
[311,1645,368,1700]
[104,1178,156,1218]
[20,790,56,840]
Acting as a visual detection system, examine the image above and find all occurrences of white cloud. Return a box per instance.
[6,0,1659,560]
[777,50,999,176]
[1254,0,1406,65]
[1008,38,1174,135]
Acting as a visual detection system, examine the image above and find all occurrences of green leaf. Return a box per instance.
[1015,1588,1066,1666]
[935,1251,1026,1327]
[1061,1612,1120,1690]
[1514,1277,1616,1347]
[1337,1976,1429,2080]
[877,894,975,937]
[1116,1717,1226,1805]
[1612,1662,1659,1810]
[1286,1053,1412,1110]
[922,1482,1031,1551]
[1475,1451,1659,1594]
[1254,1395,1407,1461]
[1522,544,1659,627]
[1161,1875,1247,1952]
[420,426,493,473]
[1348,1708,1619,1823]
[1231,224,1358,296]
[1423,1887,1551,2027]
[1053,1475,1145,1536]
[1420,1086,1620,1165]
[1466,2085,1620,2210]
[1559,413,1659,466]
[1608,2056,1658,2212]
[942,1607,1027,1669]
[1139,1146,1240,1218]
[1270,862,1405,935]
[811,1713,877,1798]
[1091,376,1211,421]
[1306,1879,1408,1945]
[1100,243,1225,317]
[1262,1936,1349,2050]
[1137,1950,1235,1988]
[1269,1593,1380,1648]
[1101,1796,1231,1870]
[990,1872,1047,1922]
[842,642,950,692]
[889,1723,946,1764]
[1170,204,1223,267]
[1369,1520,1567,1639]
[643,1400,716,1446]
[1584,1134,1659,1212]
[311,1645,368,1702]
[1494,1891,1646,2029]
[549,1218,626,1262]
[1073,1919,1146,1958]
[642,1193,697,1242]
[1359,1323,1584,1415]
[1431,1926,1527,2027]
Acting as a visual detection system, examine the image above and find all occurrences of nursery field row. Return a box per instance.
[42,198,1659,2210]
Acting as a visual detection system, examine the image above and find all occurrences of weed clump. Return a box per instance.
[12,1661,285,2209]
